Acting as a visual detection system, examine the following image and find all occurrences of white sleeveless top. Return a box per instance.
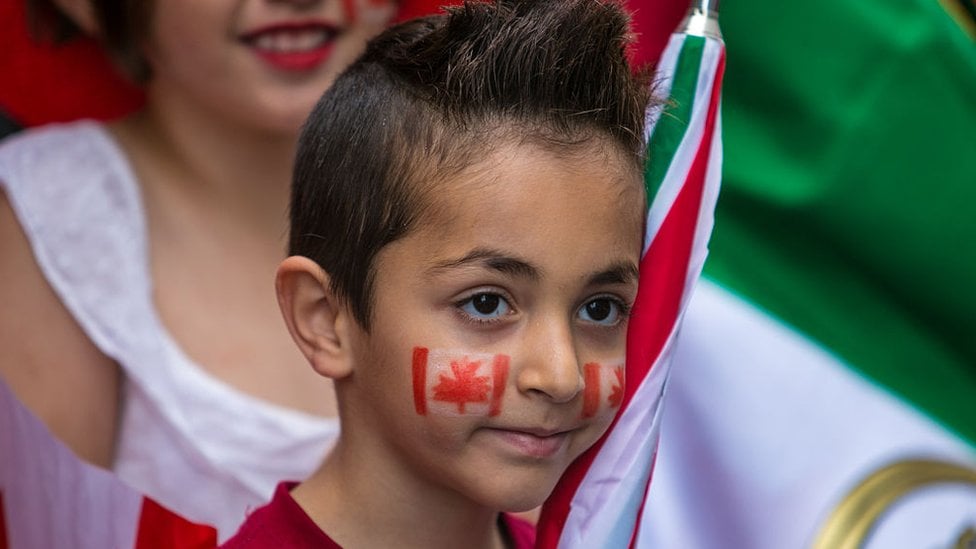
[0,121,338,541]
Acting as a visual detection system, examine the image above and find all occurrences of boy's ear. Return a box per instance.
[276,256,355,380]
[52,0,100,35]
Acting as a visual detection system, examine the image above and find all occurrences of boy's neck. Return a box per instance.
[293,439,510,549]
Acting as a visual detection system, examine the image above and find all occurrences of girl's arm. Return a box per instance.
[0,191,121,468]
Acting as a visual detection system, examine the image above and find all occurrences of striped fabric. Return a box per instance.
[536,16,726,549]
[0,380,217,549]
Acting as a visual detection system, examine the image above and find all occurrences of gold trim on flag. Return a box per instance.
[811,458,976,549]
[938,0,976,40]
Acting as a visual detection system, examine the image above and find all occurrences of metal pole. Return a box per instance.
[679,0,723,39]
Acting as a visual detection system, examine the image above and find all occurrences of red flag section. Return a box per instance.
[134,498,217,549]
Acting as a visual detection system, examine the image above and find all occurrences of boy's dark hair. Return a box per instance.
[291,0,655,330]
[26,0,152,82]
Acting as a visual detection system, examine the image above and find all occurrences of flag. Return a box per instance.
[0,379,218,549]
[535,3,726,546]
[641,0,976,546]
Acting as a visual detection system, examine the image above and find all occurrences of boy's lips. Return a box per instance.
[485,426,574,459]
[240,22,340,72]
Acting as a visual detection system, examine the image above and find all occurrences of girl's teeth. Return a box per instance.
[253,30,328,53]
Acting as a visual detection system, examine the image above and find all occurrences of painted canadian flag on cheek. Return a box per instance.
[412,347,624,418]
[412,347,510,417]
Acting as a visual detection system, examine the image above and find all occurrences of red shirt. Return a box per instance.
[222,482,536,548]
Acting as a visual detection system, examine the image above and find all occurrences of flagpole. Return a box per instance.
[535,1,727,545]
[680,0,723,39]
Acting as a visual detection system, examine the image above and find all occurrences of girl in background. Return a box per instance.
[0,0,398,539]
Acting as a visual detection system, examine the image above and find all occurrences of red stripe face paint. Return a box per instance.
[582,363,602,418]
[411,348,511,417]
[412,347,429,415]
[489,354,510,417]
[581,362,626,418]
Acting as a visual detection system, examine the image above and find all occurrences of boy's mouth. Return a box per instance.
[486,427,573,459]
[241,23,340,72]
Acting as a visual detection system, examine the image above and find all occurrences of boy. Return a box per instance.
[223,0,657,547]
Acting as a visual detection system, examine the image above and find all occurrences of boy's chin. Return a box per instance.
[474,476,561,514]
[504,497,549,514]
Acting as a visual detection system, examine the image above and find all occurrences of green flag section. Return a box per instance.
[709,0,976,444]
[643,0,976,546]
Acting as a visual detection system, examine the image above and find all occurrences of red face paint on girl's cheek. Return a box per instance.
[411,347,510,417]
[341,0,359,24]
[341,0,393,25]
[581,362,625,418]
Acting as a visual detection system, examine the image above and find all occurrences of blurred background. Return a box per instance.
[2,0,974,546]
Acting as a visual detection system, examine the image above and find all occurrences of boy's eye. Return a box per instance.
[459,293,511,319]
[578,297,624,325]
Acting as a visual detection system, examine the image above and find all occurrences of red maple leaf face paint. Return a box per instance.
[581,361,625,418]
[608,365,625,409]
[412,347,510,417]
[433,359,490,413]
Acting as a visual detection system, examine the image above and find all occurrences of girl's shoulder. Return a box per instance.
[0,120,121,170]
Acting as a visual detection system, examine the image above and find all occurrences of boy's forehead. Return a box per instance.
[389,137,645,269]
[411,135,643,226]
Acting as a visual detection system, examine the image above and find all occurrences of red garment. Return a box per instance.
[222,482,536,549]
[503,511,536,549]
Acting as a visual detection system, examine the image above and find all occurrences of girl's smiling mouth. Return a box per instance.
[241,22,340,72]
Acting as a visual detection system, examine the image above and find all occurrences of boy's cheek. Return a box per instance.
[410,346,624,419]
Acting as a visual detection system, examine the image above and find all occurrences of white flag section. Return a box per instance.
[643,281,976,548]
[0,379,217,549]
[536,9,726,548]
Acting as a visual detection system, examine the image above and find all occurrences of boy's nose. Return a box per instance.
[515,319,583,403]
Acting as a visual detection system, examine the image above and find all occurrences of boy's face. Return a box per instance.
[341,140,644,512]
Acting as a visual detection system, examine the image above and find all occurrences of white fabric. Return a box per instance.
[642,280,976,548]
[0,121,337,540]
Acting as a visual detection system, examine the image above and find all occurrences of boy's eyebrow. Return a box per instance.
[428,249,638,286]
[586,262,639,287]
[427,247,540,280]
